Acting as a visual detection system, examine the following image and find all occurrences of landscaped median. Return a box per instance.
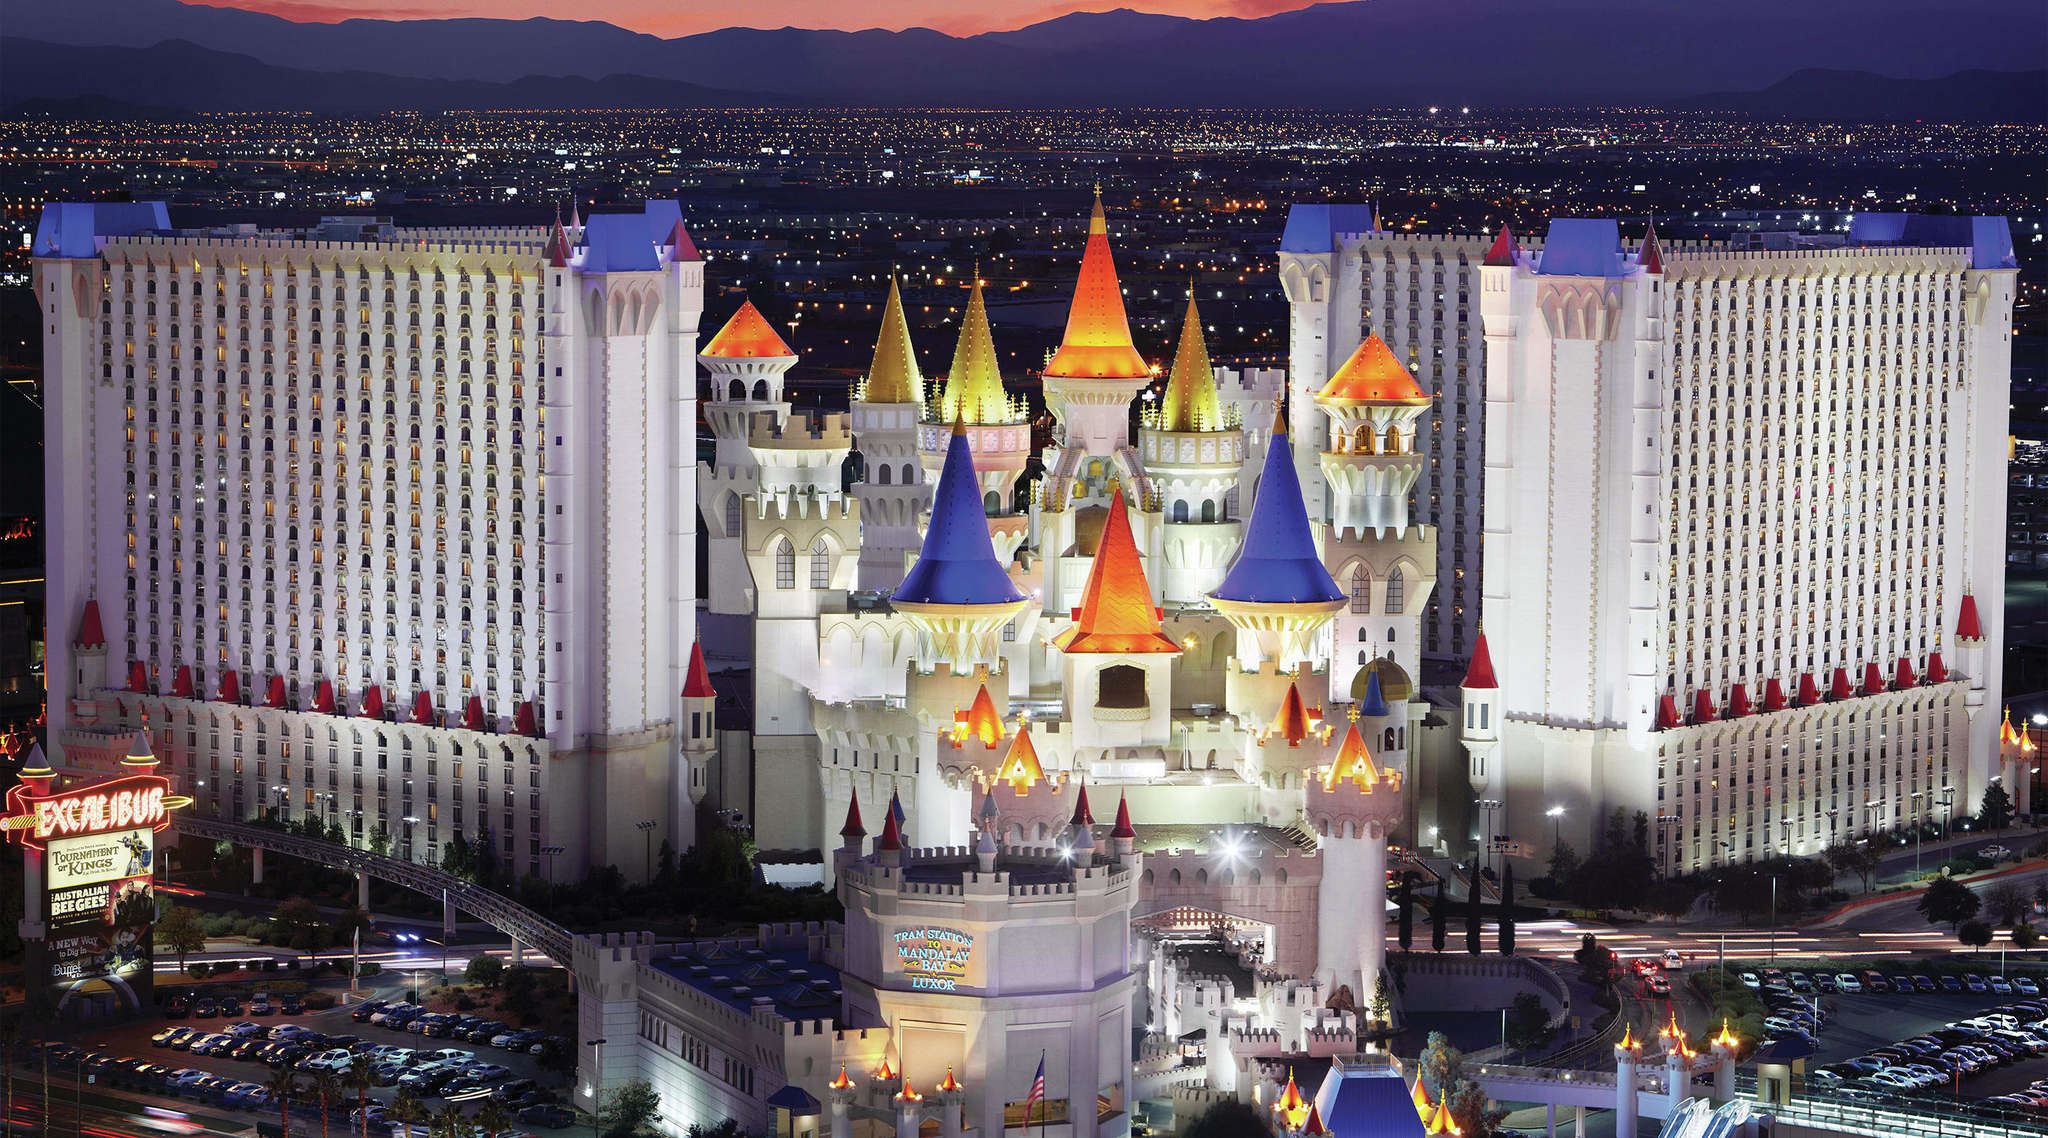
[1810,853,2048,928]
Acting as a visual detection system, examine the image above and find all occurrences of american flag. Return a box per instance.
[1026,1052,1045,1115]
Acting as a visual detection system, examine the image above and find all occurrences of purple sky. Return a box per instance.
[200,0,1317,37]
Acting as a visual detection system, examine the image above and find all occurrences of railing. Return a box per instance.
[1728,1075,2048,1138]
[174,815,573,964]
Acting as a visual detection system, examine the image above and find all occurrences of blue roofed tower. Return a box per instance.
[1210,403,1346,737]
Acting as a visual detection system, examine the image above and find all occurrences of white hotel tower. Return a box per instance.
[33,202,706,881]
[1467,214,2016,871]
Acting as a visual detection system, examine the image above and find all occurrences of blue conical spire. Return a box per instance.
[1358,666,1389,717]
[1212,408,1342,604]
[893,421,1025,606]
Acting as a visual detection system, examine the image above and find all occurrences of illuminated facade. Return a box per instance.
[1465,215,2017,872]
[35,202,705,881]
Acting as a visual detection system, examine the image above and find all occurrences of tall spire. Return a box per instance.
[1055,489,1180,654]
[1158,292,1224,432]
[1212,413,1343,605]
[1043,191,1150,381]
[936,274,1013,424]
[860,275,923,405]
[1317,334,1430,405]
[1637,218,1663,275]
[1462,630,1497,689]
[892,419,1025,607]
[682,640,716,698]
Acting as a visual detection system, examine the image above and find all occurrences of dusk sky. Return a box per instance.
[201,0,1317,37]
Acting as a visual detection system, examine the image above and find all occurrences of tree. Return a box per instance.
[1823,843,1885,893]
[466,952,505,988]
[1503,992,1552,1056]
[600,1077,663,1138]
[1181,1098,1267,1138]
[536,1035,576,1079]
[655,840,678,891]
[472,1100,516,1138]
[367,822,392,857]
[330,906,375,951]
[1714,865,1776,921]
[313,1071,342,1138]
[1959,920,1994,952]
[1918,875,1981,931]
[2012,922,2040,951]
[325,818,347,846]
[389,1089,427,1138]
[1547,840,1581,887]
[1418,1031,1508,1138]
[1465,866,1483,956]
[1987,879,2032,926]
[274,896,321,942]
[156,905,208,972]
[1644,879,1699,919]
[1430,881,1447,953]
[266,1069,300,1138]
[1575,933,1617,988]
[1980,783,2014,832]
[347,1054,377,1138]
[472,824,499,888]
[1498,864,1517,956]
[440,833,473,879]
[431,1105,468,1138]
[1368,972,1393,1027]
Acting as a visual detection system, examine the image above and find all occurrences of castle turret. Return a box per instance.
[1042,189,1153,460]
[1141,294,1247,603]
[852,277,930,590]
[1211,405,1345,675]
[681,640,717,806]
[921,274,1030,565]
[1054,488,1181,751]
[1459,630,1500,796]
[893,419,1030,670]
[1305,712,1403,1002]
[1314,334,1431,539]
[701,300,797,615]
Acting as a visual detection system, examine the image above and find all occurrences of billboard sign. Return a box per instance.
[892,926,976,992]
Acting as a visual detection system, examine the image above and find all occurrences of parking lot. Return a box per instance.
[1739,965,2048,1121]
[16,989,582,1137]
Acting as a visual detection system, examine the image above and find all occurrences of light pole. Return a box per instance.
[588,1037,608,1137]
[637,820,657,879]
[1940,786,1956,839]
[1477,799,1502,878]
[1768,873,1780,963]
[1547,806,1564,850]
[541,844,565,882]
[1657,814,1681,878]
[1910,792,1926,874]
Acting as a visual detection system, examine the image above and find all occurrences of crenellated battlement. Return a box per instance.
[752,412,854,448]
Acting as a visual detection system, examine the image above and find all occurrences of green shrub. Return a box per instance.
[188,963,209,980]
[303,992,337,1011]
[356,962,381,978]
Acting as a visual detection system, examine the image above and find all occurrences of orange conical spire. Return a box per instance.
[956,683,1006,747]
[1412,1077,1432,1120]
[1323,719,1383,790]
[995,725,1047,793]
[1043,190,1150,380]
[1054,490,1180,653]
[1273,682,1312,746]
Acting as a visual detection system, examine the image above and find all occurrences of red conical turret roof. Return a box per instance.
[1275,682,1312,746]
[1797,674,1819,706]
[1638,219,1664,274]
[1042,190,1150,381]
[840,790,867,838]
[1070,782,1095,826]
[266,675,287,708]
[1691,689,1717,724]
[1895,657,1916,689]
[464,695,485,730]
[1862,662,1885,695]
[666,219,699,263]
[1927,652,1948,683]
[1726,683,1751,718]
[1830,667,1853,700]
[76,599,106,648]
[1761,678,1786,712]
[1111,793,1135,839]
[1054,490,1179,653]
[1656,692,1682,730]
[172,665,194,699]
[361,685,384,719]
[1483,224,1520,267]
[704,300,794,359]
[1957,594,1983,640]
[1463,630,1497,689]
[682,641,716,698]
[312,680,335,714]
[412,691,436,725]
[220,670,241,703]
[876,810,902,853]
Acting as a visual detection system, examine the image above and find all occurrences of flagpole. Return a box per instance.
[1039,1050,1046,1138]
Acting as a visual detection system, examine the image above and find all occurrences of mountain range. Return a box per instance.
[2,0,2044,114]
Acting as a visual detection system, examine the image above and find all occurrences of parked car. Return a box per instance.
[1965,975,1989,993]
[280,995,304,1015]
[219,997,244,1016]
[249,998,274,1016]
[352,1000,390,1023]
[1836,973,1863,993]
[519,1106,574,1129]
[2016,978,2040,996]
[193,999,219,1019]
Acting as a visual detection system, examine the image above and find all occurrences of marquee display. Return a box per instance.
[2,773,186,851]
[893,926,975,992]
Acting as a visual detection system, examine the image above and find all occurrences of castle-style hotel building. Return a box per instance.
[34,194,2017,1136]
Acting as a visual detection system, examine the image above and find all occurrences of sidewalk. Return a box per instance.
[1810,853,2048,927]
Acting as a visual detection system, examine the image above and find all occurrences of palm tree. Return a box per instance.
[267,1069,300,1138]
[313,1071,343,1138]
[389,1089,428,1138]
[471,1100,514,1138]
[347,1054,377,1138]
[432,1103,470,1138]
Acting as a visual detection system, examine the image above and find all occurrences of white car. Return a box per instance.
[1981,845,2012,860]
[1835,973,1862,993]
[1740,971,1761,989]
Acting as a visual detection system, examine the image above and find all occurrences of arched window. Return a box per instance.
[983,491,1000,514]
[728,379,745,401]
[1351,566,1372,613]
[1385,567,1405,614]
[810,538,832,589]
[1200,499,1216,523]
[1386,425,1404,454]
[774,539,795,589]
[1358,627,1369,642]
[877,464,891,485]
[724,492,742,537]
[1097,664,1146,709]
[1353,423,1374,454]
[752,379,770,401]
[901,462,916,484]
[1171,500,1189,523]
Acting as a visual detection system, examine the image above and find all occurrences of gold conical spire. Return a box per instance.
[859,275,923,405]
[1043,191,1151,381]
[937,273,1014,425]
[1159,292,1223,432]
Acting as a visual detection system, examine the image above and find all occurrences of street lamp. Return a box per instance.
[1477,799,1502,877]
[588,1036,609,1137]
[637,820,657,878]
[1546,806,1564,849]
[540,844,565,881]
[1939,786,1956,838]
[1910,792,1926,873]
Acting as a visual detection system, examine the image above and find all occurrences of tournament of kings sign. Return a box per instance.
[893,926,975,991]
